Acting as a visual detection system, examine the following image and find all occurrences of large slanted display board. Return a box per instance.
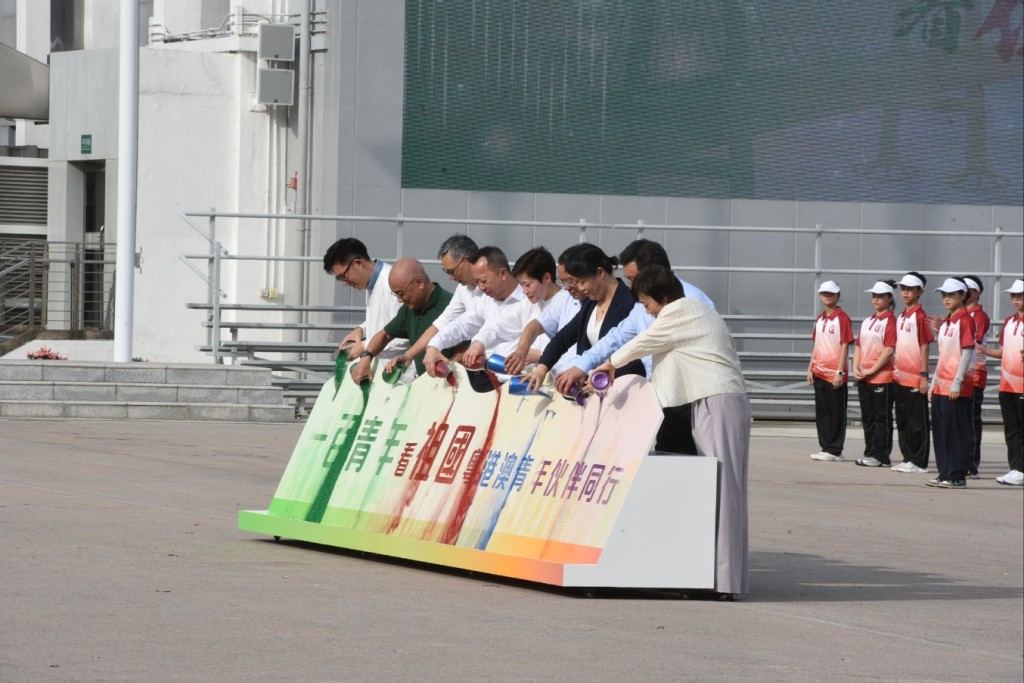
[240,363,718,589]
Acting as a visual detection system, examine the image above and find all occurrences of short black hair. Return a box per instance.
[631,265,685,304]
[619,239,671,270]
[323,238,371,273]
[511,247,556,281]
[903,271,927,288]
[470,245,511,272]
[961,274,984,293]
[563,243,617,279]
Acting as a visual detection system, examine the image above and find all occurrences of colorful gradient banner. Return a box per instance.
[240,361,679,586]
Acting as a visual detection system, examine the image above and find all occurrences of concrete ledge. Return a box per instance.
[0,400,294,422]
[0,400,65,418]
[188,404,251,421]
[0,363,44,381]
[126,403,191,421]
[116,385,181,402]
[66,403,129,419]
[250,405,297,422]
[176,386,242,403]
[42,365,107,382]
[0,382,55,400]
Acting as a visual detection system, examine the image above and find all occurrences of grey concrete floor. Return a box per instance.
[1,418,1021,682]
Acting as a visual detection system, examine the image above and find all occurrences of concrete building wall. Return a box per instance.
[312,0,1023,340]
[6,0,1022,361]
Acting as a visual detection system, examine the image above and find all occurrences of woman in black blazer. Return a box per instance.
[525,243,646,391]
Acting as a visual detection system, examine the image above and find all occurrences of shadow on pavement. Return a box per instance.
[249,540,1021,604]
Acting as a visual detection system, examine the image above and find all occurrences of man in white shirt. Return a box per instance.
[323,237,407,362]
[423,246,530,380]
[619,239,714,309]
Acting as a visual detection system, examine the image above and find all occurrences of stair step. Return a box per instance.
[0,381,284,404]
[0,400,296,422]
[0,360,272,386]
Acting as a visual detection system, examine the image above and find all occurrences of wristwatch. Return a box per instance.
[358,350,375,359]
[836,370,845,376]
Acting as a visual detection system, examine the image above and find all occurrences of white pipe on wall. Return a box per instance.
[114,0,139,363]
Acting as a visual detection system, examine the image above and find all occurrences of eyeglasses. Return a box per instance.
[442,257,467,276]
[559,277,579,289]
[392,278,420,299]
[335,258,359,283]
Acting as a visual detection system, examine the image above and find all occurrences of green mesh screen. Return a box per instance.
[401,1,1022,205]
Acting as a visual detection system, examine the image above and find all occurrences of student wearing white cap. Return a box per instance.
[853,280,898,467]
[960,275,991,478]
[891,272,935,473]
[808,281,854,461]
[926,278,978,489]
[979,278,1024,486]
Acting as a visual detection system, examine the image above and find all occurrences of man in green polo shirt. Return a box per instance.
[349,258,457,383]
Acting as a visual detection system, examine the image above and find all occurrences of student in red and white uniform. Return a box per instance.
[807,281,854,462]
[891,272,935,474]
[926,278,977,489]
[979,279,1024,486]
[961,275,990,479]
[853,281,898,467]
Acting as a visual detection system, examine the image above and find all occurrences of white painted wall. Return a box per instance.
[15,0,1024,363]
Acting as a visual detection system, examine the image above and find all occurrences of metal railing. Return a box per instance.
[0,239,117,339]
[180,210,1022,417]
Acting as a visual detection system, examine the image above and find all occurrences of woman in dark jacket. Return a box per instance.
[525,243,646,391]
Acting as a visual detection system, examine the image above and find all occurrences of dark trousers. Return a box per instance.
[970,388,985,473]
[931,394,974,482]
[894,383,930,468]
[813,377,848,456]
[857,381,893,463]
[999,391,1024,472]
[656,403,698,455]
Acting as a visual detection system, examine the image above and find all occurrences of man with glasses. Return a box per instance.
[322,237,407,363]
[348,258,457,384]
[422,246,533,389]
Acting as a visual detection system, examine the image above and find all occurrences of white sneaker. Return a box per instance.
[856,456,885,467]
[811,452,844,462]
[892,461,928,473]
[996,470,1024,486]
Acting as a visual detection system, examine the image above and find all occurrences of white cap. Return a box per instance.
[934,277,967,294]
[818,280,841,294]
[1004,279,1024,294]
[865,281,895,296]
[963,277,982,292]
[898,273,925,289]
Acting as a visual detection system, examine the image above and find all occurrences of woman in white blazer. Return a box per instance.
[592,265,750,597]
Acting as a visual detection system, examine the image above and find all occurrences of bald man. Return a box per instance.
[349,258,457,383]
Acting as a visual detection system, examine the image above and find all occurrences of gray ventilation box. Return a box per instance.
[258,23,296,61]
[257,68,294,106]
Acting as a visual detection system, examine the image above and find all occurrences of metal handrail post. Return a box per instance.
[41,244,49,329]
[206,210,217,352]
[212,239,223,364]
[992,226,1003,322]
[813,223,823,310]
[636,220,644,239]
[578,218,587,244]
[396,213,404,257]
[28,250,36,330]
[73,244,84,330]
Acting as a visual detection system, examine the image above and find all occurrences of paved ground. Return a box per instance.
[1,418,1020,682]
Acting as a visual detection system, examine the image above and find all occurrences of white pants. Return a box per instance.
[691,393,751,594]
